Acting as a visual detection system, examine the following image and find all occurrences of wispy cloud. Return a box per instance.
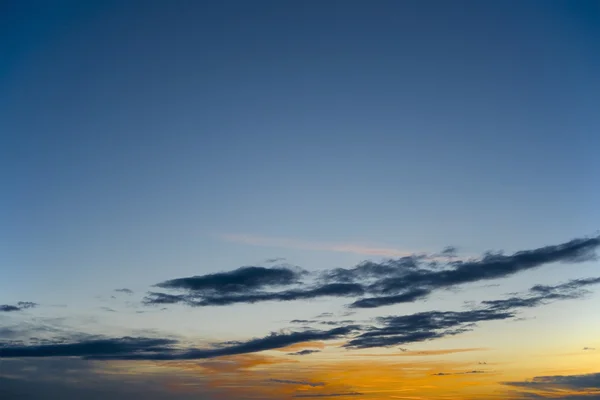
[114,288,134,295]
[0,326,357,361]
[218,233,417,257]
[503,372,600,399]
[4,275,599,361]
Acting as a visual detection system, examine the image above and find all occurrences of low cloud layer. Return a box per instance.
[144,235,600,310]
[3,275,599,361]
[503,372,600,399]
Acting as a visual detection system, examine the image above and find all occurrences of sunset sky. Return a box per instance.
[1,1,600,399]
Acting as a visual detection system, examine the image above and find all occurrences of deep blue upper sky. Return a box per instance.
[1,0,599,304]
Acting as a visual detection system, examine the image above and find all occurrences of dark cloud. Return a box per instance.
[346,309,512,348]
[583,347,596,351]
[0,302,38,312]
[354,236,599,308]
[345,277,600,348]
[293,393,363,398]
[101,307,116,312]
[144,236,600,310]
[114,288,133,295]
[0,326,356,361]
[481,277,600,311]
[315,312,334,318]
[155,266,307,294]
[530,277,600,296]
[269,379,325,387]
[503,372,600,392]
[432,370,488,376]
[0,305,20,312]
[288,349,321,356]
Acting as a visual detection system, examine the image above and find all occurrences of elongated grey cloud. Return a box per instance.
[350,236,600,308]
[345,276,600,348]
[288,349,321,356]
[86,326,358,361]
[144,235,600,310]
[114,288,133,295]
[503,372,600,391]
[270,379,325,387]
[348,288,431,308]
[432,370,488,376]
[0,337,177,358]
[293,393,363,398]
[156,266,307,294]
[0,302,38,312]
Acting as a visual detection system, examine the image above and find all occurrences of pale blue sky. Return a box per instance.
[1,0,599,338]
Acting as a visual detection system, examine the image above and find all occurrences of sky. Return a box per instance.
[1,0,600,399]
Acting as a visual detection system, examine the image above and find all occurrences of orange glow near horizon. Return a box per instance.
[92,344,600,400]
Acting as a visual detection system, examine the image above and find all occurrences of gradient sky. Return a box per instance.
[1,1,600,399]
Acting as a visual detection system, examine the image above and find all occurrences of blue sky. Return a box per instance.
[1,2,600,399]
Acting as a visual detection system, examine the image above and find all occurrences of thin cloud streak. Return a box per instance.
[293,392,363,398]
[269,379,325,387]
